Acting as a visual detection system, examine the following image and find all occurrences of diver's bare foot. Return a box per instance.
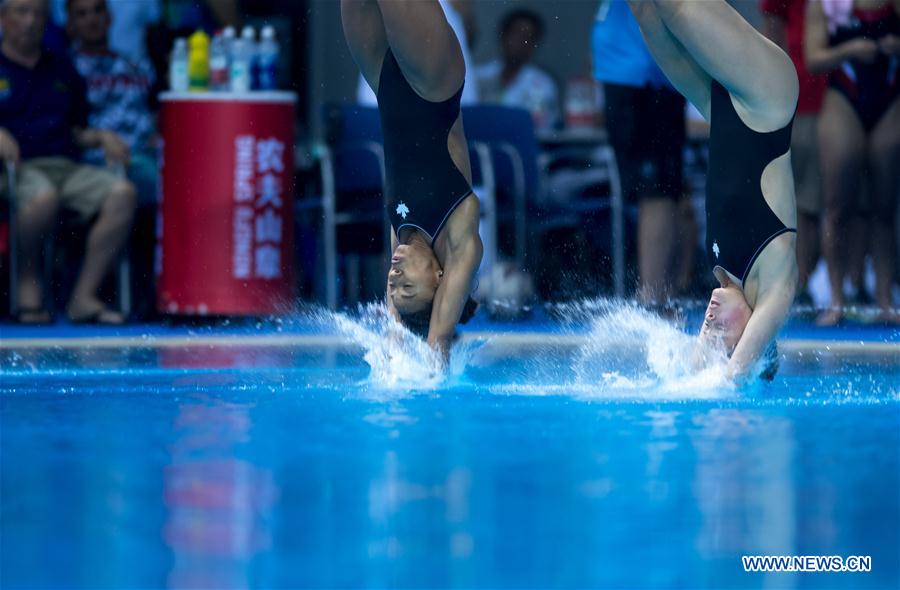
[815,308,843,327]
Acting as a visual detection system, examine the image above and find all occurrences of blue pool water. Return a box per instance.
[1,308,898,589]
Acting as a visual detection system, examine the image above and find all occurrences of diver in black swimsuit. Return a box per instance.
[342,0,483,361]
[628,0,800,380]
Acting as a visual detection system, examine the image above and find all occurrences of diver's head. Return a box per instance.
[699,284,752,354]
[696,284,781,381]
[388,242,442,315]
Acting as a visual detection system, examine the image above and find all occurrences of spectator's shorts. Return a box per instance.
[791,114,823,215]
[1,157,119,222]
[604,83,685,201]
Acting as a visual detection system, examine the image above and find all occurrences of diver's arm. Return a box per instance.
[427,199,482,361]
[426,232,482,361]
[728,236,798,381]
[385,228,401,322]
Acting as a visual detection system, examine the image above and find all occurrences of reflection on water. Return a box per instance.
[164,398,278,589]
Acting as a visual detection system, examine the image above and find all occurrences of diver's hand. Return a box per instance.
[428,335,451,368]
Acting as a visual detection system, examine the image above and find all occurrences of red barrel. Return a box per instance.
[158,92,296,315]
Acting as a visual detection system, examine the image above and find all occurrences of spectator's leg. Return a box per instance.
[846,211,869,302]
[674,194,698,296]
[638,197,676,305]
[867,98,900,321]
[62,164,137,323]
[816,91,867,325]
[14,164,60,322]
[636,87,684,306]
[796,210,820,299]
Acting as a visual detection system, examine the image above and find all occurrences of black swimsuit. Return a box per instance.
[706,80,796,285]
[376,49,473,244]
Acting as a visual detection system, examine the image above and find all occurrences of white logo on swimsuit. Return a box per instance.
[712,241,720,259]
[396,202,410,219]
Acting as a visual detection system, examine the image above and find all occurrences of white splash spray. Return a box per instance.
[565,299,733,398]
[328,303,445,389]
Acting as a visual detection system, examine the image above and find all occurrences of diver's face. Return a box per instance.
[699,286,752,353]
[388,244,441,314]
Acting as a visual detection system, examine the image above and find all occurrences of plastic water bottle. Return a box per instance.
[168,38,188,92]
[209,31,229,91]
[257,25,279,91]
[222,26,236,70]
[222,25,236,53]
[187,29,210,91]
[230,35,252,92]
[240,26,258,90]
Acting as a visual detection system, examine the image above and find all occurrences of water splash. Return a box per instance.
[325,303,446,390]
[564,299,732,398]
[319,303,485,393]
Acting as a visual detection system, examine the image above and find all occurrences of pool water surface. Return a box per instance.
[1,315,898,589]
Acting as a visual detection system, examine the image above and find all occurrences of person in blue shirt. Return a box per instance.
[0,0,136,324]
[592,0,686,308]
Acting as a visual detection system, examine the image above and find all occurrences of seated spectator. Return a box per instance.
[475,8,560,132]
[67,0,157,206]
[0,0,136,324]
[67,0,157,319]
